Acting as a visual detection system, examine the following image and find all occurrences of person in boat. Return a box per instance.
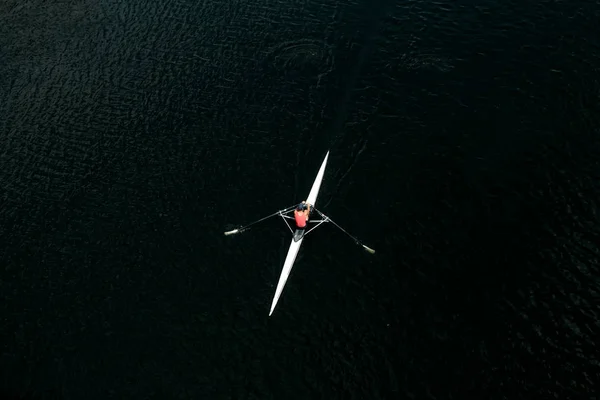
[294,201,311,229]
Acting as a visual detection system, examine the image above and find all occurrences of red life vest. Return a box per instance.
[294,210,307,228]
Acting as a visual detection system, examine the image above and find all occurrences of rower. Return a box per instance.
[294,201,311,229]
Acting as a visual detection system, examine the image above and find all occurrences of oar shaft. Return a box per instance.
[315,208,375,254]
[224,204,297,235]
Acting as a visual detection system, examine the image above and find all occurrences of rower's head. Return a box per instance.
[296,203,307,211]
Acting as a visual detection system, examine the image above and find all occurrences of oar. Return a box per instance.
[314,209,376,254]
[224,205,297,236]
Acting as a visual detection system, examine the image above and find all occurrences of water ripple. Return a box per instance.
[265,39,334,75]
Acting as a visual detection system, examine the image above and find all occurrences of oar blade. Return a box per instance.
[224,229,240,236]
[362,245,376,254]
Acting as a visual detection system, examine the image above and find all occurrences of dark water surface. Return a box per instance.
[1,0,599,398]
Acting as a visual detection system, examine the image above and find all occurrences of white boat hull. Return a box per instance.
[269,151,329,316]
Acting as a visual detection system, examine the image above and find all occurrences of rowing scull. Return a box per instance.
[269,151,329,315]
[224,150,375,316]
